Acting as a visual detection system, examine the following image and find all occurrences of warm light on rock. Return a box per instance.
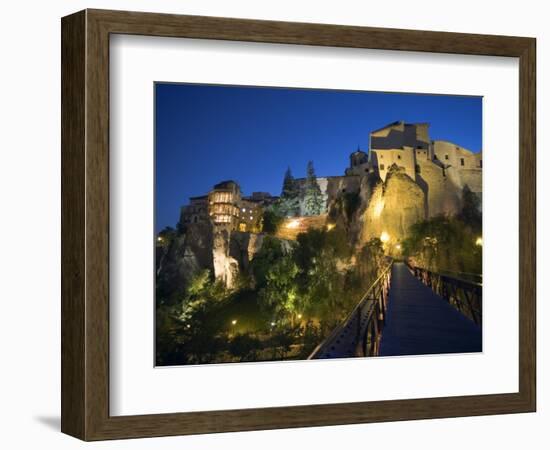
[286,219,301,229]
[476,237,483,246]
[373,198,385,218]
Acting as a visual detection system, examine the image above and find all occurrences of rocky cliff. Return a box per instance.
[157,223,283,294]
[156,222,214,301]
[360,166,426,245]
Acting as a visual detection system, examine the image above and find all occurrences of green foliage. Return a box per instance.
[156,269,229,365]
[250,236,286,288]
[229,334,262,362]
[304,161,324,216]
[258,255,300,320]
[281,166,297,198]
[458,185,482,233]
[357,238,385,284]
[279,167,300,216]
[267,323,300,359]
[402,215,482,275]
[262,207,284,234]
[157,220,386,365]
[291,227,357,327]
[294,227,352,274]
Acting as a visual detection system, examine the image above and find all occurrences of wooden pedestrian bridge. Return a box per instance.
[308,261,482,359]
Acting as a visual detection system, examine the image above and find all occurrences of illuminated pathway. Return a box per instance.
[379,262,482,356]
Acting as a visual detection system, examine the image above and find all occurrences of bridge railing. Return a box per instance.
[407,263,482,326]
[308,261,393,359]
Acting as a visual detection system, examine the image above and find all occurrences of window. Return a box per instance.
[380,155,383,159]
[380,164,385,170]
[460,158,465,166]
[365,168,369,173]
[445,154,449,160]
[397,154,401,160]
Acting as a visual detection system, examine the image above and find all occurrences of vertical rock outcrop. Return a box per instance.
[212,229,239,289]
[360,166,425,245]
[155,222,214,300]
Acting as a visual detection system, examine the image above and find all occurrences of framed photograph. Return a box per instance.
[61,9,536,440]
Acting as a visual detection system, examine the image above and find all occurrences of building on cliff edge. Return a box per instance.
[177,120,481,234]
[346,120,482,187]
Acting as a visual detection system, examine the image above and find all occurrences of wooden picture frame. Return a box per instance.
[61,9,536,441]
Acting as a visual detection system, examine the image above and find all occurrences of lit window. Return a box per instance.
[242,208,246,212]
[250,216,253,220]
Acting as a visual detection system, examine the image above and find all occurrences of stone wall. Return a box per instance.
[275,214,329,240]
[416,158,462,217]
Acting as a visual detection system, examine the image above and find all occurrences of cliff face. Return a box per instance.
[360,167,425,245]
[416,159,462,218]
[323,160,477,248]
[157,223,278,293]
[212,229,240,289]
[156,222,214,300]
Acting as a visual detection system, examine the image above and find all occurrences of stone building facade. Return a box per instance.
[345,120,482,192]
[180,181,277,233]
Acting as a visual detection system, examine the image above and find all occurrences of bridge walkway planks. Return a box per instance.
[379,262,482,357]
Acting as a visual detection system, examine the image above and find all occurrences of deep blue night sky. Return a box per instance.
[155,83,482,232]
